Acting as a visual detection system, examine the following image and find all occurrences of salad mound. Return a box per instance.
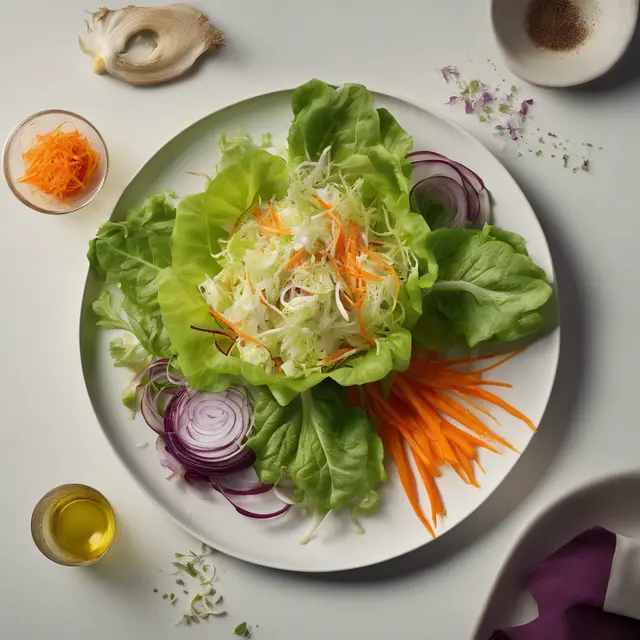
[88,79,554,536]
[198,158,418,379]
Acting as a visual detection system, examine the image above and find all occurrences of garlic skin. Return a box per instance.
[78,4,225,85]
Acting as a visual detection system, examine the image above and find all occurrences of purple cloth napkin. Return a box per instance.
[491,527,640,640]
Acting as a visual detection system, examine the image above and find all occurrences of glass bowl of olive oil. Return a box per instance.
[31,484,116,566]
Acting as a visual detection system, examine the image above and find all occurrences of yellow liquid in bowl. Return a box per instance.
[49,495,115,560]
[32,484,116,565]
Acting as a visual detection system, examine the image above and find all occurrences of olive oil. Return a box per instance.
[31,484,116,565]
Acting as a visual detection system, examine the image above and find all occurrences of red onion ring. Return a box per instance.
[139,360,181,435]
[211,479,291,519]
[164,386,256,476]
[407,151,491,229]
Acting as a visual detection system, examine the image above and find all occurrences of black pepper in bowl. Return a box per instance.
[527,0,591,52]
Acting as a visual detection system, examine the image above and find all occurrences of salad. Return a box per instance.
[88,79,553,539]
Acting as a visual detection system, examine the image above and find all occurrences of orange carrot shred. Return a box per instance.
[357,349,533,536]
[19,125,100,201]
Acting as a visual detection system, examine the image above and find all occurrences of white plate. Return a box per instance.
[80,89,560,572]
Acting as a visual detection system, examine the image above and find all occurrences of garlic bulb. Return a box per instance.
[78,4,225,85]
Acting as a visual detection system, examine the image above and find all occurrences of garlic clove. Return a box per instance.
[78,4,225,85]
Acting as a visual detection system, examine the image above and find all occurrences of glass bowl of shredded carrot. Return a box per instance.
[3,110,108,214]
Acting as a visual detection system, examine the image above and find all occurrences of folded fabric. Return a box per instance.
[491,526,640,640]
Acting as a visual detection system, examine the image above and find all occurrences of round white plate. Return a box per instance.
[80,89,560,572]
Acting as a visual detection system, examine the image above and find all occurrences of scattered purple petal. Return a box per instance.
[519,98,534,118]
[440,66,460,83]
[447,96,460,106]
[465,100,475,114]
[482,92,494,104]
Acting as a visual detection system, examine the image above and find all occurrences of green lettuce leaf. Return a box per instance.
[413,226,553,348]
[246,382,386,511]
[217,130,273,169]
[89,194,176,358]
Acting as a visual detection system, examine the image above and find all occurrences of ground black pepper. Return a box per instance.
[526,0,591,52]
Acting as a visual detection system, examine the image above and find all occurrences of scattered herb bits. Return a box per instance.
[234,622,252,638]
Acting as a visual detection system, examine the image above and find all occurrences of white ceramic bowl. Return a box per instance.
[491,0,639,87]
[3,110,109,214]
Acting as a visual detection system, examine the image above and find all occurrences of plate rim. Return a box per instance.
[79,85,561,572]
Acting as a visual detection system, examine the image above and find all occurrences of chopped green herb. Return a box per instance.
[586,142,593,148]
[479,116,487,123]
[483,105,494,115]
[176,579,186,587]
[170,594,176,600]
[538,137,545,144]
[517,152,523,157]
[562,154,570,168]
[548,132,557,138]
[469,79,480,93]
[498,104,511,114]
[535,150,543,157]
[582,159,589,172]
[202,565,211,573]
[163,594,169,600]
[234,622,252,638]
[551,154,556,158]
[183,590,189,595]
[175,552,185,559]
[510,85,518,93]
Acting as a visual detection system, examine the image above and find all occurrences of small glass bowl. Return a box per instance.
[31,484,117,566]
[3,110,109,214]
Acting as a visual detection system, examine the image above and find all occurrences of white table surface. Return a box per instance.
[2,1,639,638]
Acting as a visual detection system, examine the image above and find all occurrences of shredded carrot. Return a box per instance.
[355,299,376,346]
[354,349,534,533]
[257,225,292,236]
[280,248,306,273]
[322,347,358,365]
[258,290,281,315]
[19,124,100,201]
[312,195,332,210]
[207,307,268,352]
[381,425,435,537]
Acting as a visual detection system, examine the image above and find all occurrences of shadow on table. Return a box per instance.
[471,473,640,640]
[259,177,591,585]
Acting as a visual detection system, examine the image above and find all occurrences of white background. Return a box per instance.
[1,1,639,638]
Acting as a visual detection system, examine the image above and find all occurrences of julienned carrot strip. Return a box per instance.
[464,387,536,431]
[279,248,306,273]
[451,461,472,485]
[424,390,518,452]
[356,299,376,346]
[207,307,268,352]
[442,424,476,460]
[412,453,445,524]
[441,420,500,455]
[473,347,526,375]
[394,379,457,462]
[313,195,332,210]
[382,426,435,537]
[450,389,502,427]
[452,443,479,487]
[257,225,293,236]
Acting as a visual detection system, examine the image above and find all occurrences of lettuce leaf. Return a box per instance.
[413,226,552,348]
[246,382,386,511]
[88,194,176,358]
